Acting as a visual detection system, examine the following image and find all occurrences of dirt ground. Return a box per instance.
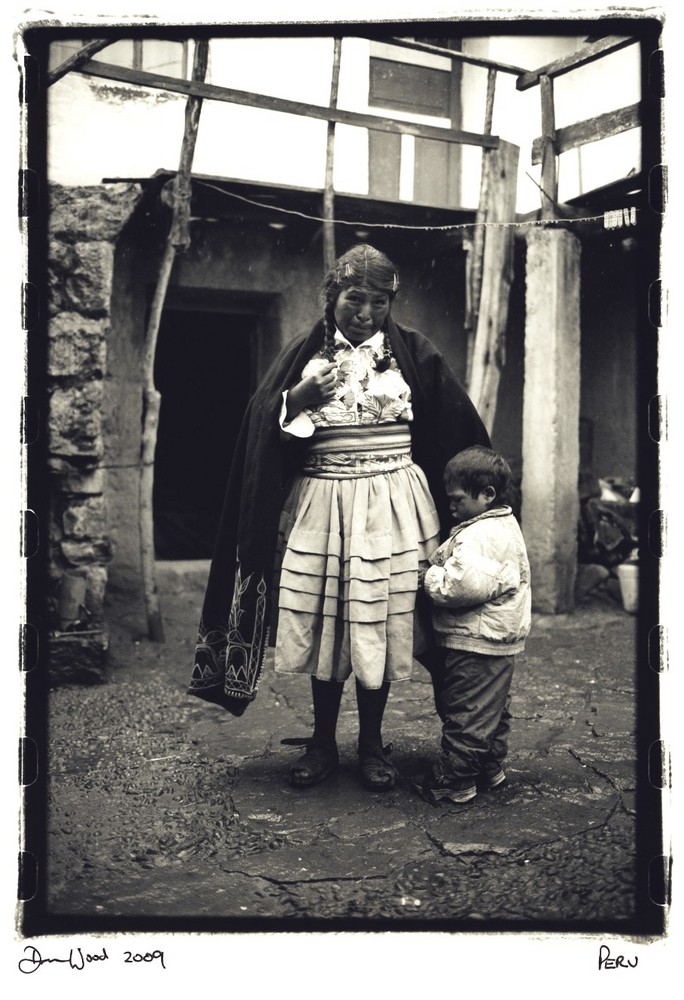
[22,562,663,940]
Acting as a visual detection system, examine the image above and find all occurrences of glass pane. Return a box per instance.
[48,41,83,72]
[142,40,187,78]
[92,39,135,68]
[369,58,451,117]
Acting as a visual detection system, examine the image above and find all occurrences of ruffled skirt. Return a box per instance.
[274,425,440,689]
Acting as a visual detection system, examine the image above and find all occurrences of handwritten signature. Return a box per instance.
[598,945,638,970]
[18,946,166,974]
[19,946,109,974]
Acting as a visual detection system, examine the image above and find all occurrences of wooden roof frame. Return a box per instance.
[72,58,501,151]
[49,32,646,213]
[516,35,642,218]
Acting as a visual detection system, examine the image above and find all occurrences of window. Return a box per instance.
[49,38,190,79]
[369,58,454,118]
[367,40,463,207]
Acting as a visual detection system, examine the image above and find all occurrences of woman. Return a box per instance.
[189,244,490,791]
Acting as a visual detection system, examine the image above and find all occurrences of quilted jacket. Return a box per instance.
[424,506,531,656]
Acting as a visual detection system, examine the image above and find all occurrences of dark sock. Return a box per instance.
[356,679,390,751]
[311,676,344,746]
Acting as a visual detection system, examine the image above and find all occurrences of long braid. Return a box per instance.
[323,300,337,361]
[373,323,394,372]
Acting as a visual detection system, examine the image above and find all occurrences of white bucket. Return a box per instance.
[616,562,639,614]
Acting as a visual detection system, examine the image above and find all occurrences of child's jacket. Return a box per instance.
[424,505,531,656]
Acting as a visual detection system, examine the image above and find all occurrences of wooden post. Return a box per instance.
[522,229,581,611]
[139,38,209,641]
[465,68,497,384]
[323,38,342,270]
[466,139,519,435]
[539,74,558,220]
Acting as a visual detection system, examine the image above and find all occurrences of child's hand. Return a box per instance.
[417,568,427,588]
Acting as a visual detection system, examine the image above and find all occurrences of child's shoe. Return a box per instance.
[478,763,507,791]
[412,761,477,806]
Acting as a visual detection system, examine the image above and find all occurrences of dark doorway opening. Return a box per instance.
[153,308,255,559]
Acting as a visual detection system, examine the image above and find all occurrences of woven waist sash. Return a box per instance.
[302,423,413,478]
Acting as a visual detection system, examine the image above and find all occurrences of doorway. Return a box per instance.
[152,308,256,559]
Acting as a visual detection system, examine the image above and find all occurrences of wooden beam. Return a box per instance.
[77,59,500,150]
[47,39,118,85]
[516,35,636,91]
[372,35,529,76]
[170,53,209,251]
[467,140,519,435]
[323,39,342,270]
[531,101,642,163]
[139,238,175,644]
[445,51,464,205]
[539,75,558,220]
[465,67,497,380]
[139,38,210,642]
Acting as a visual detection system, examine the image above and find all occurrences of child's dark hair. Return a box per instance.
[444,446,514,506]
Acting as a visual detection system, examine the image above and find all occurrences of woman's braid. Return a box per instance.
[323,299,337,361]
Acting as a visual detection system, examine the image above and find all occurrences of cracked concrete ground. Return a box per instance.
[35,563,657,934]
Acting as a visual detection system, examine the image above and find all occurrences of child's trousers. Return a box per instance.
[435,648,515,781]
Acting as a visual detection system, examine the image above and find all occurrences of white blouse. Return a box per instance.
[280,329,414,439]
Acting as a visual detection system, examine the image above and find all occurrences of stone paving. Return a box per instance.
[32,564,663,937]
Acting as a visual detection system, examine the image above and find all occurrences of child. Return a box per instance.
[415,446,531,805]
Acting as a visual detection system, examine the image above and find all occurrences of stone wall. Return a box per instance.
[46,183,144,682]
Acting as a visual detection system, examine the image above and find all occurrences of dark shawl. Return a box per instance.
[188,316,490,715]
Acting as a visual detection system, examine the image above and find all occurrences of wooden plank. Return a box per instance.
[467,140,519,435]
[445,56,463,205]
[483,67,497,135]
[516,35,636,91]
[77,59,500,149]
[465,67,497,375]
[531,102,642,163]
[323,38,342,269]
[539,75,558,220]
[375,35,529,75]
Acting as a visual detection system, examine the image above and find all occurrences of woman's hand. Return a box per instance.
[286,362,337,419]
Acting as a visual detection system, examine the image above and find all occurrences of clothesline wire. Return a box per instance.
[194,179,611,232]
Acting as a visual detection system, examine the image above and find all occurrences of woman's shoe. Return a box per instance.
[287,739,339,787]
[359,742,397,792]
